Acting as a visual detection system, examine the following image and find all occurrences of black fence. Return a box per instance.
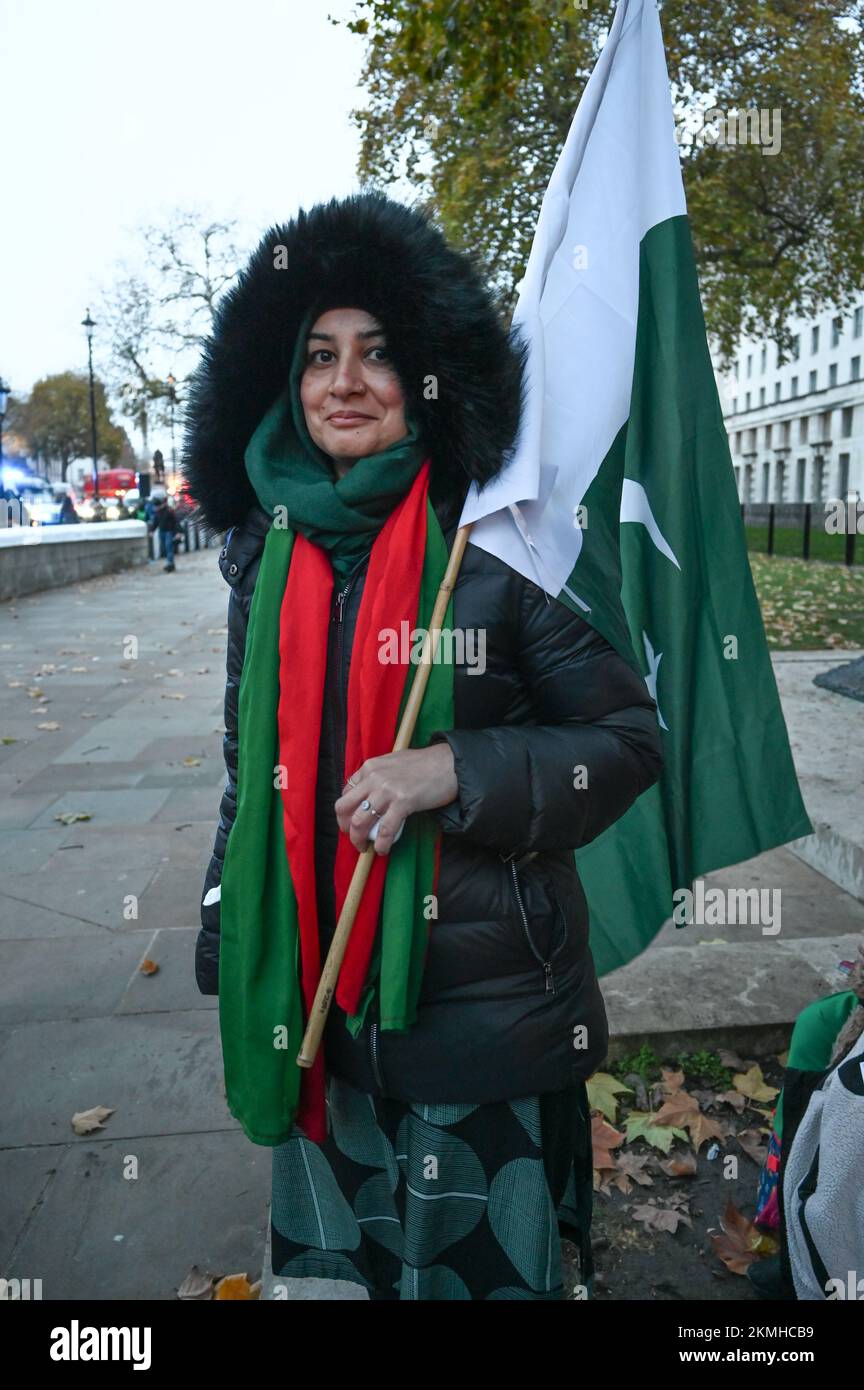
[741,501,860,566]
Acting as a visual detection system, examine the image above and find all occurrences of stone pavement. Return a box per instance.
[0,547,861,1300]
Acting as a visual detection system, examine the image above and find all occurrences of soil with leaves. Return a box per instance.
[563,1046,785,1301]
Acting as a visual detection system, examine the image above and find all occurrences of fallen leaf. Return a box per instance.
[709,1198,766,1275]
[591,1113,625,1169]
[26,687,45,699]
[139,958,160,976]
[1,737,17,745]
[660,1067,686,1092]
[686,1110,728,1152]
[632,1200,692,1233]
[177,1266,217,1300]
[161,692,186,701]
[182,756,201,767]
[660,1151,698,1178]
[53,811,92,824]
[716,1089,747,1113]
[654,1090,699,1128]
[587,1071,633,1122]
[36,721,61,731]
[610,1151,655,1193]
[71,1105,114,1135]
[213,1274,261,1300]
[733,1065,780,1103]
[625,1112,689,1153]
[737,1129,769,1166]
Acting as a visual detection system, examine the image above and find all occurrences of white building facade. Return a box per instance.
[715,297,864,506]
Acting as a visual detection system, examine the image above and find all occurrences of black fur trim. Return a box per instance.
[181,192,527,535]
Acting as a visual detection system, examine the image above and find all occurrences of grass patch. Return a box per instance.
[744,524,862,565]
[748,551,864,649]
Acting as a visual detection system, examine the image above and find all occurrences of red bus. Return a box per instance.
[82,468,137,499]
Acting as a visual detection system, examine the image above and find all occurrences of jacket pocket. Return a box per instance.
[508,860,567,993]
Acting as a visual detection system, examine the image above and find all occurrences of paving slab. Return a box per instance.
[116,927,216,1015]
[0,865,157,931]
[0,1008,232,1148]
[0,930,155,1024]
[3,1131,269,1301]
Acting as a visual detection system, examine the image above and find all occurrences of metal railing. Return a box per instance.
[740,500,859,565]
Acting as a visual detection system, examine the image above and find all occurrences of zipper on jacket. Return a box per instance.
[510,860,555,995]
[369,1019,386,1091]
[332,553,369,756]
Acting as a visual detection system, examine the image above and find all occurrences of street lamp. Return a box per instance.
[166,372,177,477]
[0,375,9,475]
[81,309,99,503]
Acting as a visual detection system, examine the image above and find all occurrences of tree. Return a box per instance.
[142,210,241,351]
[339,0,864,365]
[98,210,241,449]
[98,275,166,453]
[9,373,128,479]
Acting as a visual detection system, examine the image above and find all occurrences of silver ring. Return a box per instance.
[360,798,379,816]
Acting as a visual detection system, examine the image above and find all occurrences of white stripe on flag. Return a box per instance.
[460,0,686,598]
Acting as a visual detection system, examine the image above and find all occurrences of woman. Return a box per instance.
[185,192,664,1301]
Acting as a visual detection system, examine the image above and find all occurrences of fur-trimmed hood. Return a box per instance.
[181,192,527,535]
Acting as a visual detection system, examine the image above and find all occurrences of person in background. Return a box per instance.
[150,496,180,573]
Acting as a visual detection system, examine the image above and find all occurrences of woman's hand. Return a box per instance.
[335,744,458,855]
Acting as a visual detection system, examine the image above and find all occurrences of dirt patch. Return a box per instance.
[564,1048,785,1301]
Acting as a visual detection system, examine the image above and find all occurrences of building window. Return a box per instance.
[852,356,861,381]
[749,428,757,451]
[811,325,820,354]
[790,376,798,398]
[746,354,753,378]
[783,421,792,446]
[841,406,854,438]
[838,453,850,497]
[760,345,767,373]
[821,409,832,436]
[791,334,800,360]
[829,363,838,387]
[765,423,773,447]
[733,361,739,381]
[809,370,817,392]
[735,431,742,452]
[775,461,785,501]
[854,306,863,339]
[744,464,754,501]
[796,458,806,501]
[831,316,843,348]
[800,416,809,444]
[759,386,766,406]
[761,462,770,501]
[745,391,751,410]
[814,458,826,501]
[732,397,737,413]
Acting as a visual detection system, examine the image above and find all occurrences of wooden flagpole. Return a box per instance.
[296,521,473,1069]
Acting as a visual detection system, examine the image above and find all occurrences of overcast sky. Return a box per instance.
[1,0,365,438]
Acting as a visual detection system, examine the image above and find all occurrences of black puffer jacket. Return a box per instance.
[195,490,663,1102]
[186,192,665,1105]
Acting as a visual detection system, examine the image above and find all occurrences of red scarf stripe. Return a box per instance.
[334,463,431,1012]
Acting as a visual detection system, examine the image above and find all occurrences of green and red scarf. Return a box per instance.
[218,323,455,1146]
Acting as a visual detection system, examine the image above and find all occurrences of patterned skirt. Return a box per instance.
[270,1073,595,1300]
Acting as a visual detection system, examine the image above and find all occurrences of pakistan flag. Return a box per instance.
[458,0,813,975]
